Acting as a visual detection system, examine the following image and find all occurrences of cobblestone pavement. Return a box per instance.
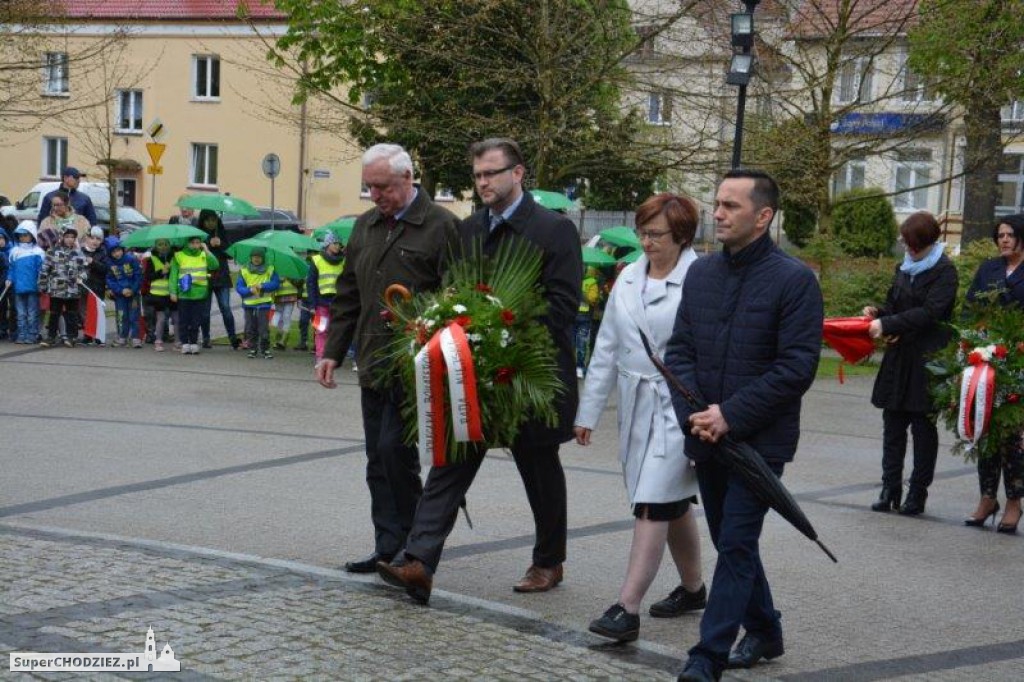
[1,525,682,681]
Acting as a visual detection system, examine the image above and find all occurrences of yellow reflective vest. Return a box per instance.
[312,254,344,296]
[148,254,170,297]
[175,251,209,288]
[239,266,276,306]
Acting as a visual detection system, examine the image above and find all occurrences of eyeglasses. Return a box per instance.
[472,165,515,182]
[636,229,672,242]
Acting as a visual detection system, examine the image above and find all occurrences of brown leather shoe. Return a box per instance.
[376,559,432,604]
[512,564,563,593]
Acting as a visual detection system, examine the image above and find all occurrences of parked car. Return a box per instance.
[15,181,110,223]
[98,205,152,236]
[220,207,303,246]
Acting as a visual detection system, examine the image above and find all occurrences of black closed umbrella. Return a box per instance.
[640,332,837,563]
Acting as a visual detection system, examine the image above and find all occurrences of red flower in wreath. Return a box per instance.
[1008,393,1021,404]
[1017,341,1024,354]
[967,351,985,366]
[959,341,971,352]
[994,344,1008,359]
[500,309,516,326]
[452,315,472,329]
[495,366,516,384]
[475,282,493,293]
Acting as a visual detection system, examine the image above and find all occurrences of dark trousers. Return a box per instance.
[243,306,270,353]
[881,408,938,491]
[359,387,423,558]
[201,286,237,342]
[690,458,783,674]
[45,296,79,340]
[978,437,1024,500]
[177,298,206,345]
[404,442,567,572]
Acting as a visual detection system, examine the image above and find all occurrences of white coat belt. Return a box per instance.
[617,365,669,464]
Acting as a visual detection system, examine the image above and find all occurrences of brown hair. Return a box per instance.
[635,193,699,247]
[469,138,525,168]
[900,211,941,251]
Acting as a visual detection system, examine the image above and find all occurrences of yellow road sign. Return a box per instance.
[146,142,166,166]
[147,165,163,175]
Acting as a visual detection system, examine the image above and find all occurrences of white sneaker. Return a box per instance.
[351,361,358,372]
[191,344,200,355]
[576,367,585,379]
[181,344,190,355]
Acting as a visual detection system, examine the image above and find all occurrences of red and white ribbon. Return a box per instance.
[957,363,995,446]
[414,323,483,467]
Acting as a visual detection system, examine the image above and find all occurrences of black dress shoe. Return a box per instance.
[344,552,392,573]
[727,631,784,669]
[870,484,902,512]
[650,583,707,617]
[677,656,719,681]
[588,603,639,642]
[898,488,927,516]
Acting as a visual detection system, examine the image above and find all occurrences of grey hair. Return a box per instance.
[362,143,413,176]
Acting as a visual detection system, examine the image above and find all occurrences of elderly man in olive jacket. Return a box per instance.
[316,143,461,574]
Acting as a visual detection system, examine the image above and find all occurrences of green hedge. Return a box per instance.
[831,188,898,257]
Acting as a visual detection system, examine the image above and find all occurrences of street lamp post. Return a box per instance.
[727,0,761,168]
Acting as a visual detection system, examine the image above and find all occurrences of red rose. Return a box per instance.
[475,282,493,293]
[452,315,472,329]
[995,344,1008,359]
[500,309,516,325]
[1017,342,1024,354]
[495,366,516,384]
[380,309,395,322]
[1009,393,1021,404]
[959,341,970,352]
[416,324,428,345]
[967,351,984,366]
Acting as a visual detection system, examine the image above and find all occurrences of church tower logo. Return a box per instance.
[143,627,180,672]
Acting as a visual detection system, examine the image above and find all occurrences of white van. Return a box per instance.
[14,181,111,223]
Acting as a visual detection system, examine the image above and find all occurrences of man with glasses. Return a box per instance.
[316,143,461,576]
[376,137,582,603]
[666,169,823,682]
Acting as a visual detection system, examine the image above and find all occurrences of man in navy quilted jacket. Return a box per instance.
[666,169,823,682]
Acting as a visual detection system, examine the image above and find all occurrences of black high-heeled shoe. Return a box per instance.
[997,507,1021,534]
[964,499,1000,527]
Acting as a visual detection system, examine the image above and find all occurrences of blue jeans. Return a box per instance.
[201,286,237,341]
[690,457,784,674]
[14,293,39,342]
[113,295,139,340]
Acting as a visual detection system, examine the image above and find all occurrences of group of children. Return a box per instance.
[1,217,350,362]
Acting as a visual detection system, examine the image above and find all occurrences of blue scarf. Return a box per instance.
[900,242,944,280]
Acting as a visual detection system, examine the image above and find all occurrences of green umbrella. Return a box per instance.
[177,193,259,217]
[582,246,616,266]
[313,218,356,244]
[249,229,320,254]
[599,226,641,248]
[529,189,576,212]
[227,238,310,280]
[618,248,642,264]
[119,223,207,249]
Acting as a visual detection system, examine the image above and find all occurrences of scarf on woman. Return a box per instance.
[900,241,944,280]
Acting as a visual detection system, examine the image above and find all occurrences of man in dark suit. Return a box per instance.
[316,143,461,575]
[377,137,582,603]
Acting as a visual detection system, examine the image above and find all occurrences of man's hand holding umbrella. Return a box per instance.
[690,404,729,444]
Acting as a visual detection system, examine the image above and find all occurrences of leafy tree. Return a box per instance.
[908,0,1024,244]
[270,0,683,200]
[831,187,897,257]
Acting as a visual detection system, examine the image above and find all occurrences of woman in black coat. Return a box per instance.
[961,214,1024,533]
[864,212,958,516]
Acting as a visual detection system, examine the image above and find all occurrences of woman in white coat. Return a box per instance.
[575,193,705,642]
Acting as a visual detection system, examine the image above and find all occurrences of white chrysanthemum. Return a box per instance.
[452,304,467,314]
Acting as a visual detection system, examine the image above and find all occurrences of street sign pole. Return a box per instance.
[145,121,167,222]
[261,153,281,230]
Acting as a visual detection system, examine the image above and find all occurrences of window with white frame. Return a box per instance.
[647,91,672,124]
[43,52,69,95]
[833,155,866,197]
[43,137,68,177]
[1003,101,1024,123]
[835,55,873,103]
[900,51,936,103]
[998,153,1024,213]
[192,55,220,100]
[190,143,218,186]
[894,149,932,210]
[115,89,143,133]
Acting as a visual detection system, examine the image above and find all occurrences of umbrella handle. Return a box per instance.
[384,283,412,308]
[637,329,708,412]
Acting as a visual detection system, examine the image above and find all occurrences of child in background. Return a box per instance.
[5,221,45,344]
[169,235,218,355]
[270,273,302,351]
[78,226,109,346]
[0,231,10,340]
[307,233,344,362]
[105,237,143,348]
[235,247,280,359]
[144,238,178,352]
[38,227,88,347]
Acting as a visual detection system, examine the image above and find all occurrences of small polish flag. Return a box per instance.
[268,305,280,325]
[83,291,106,341]
[312,311,329,333]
